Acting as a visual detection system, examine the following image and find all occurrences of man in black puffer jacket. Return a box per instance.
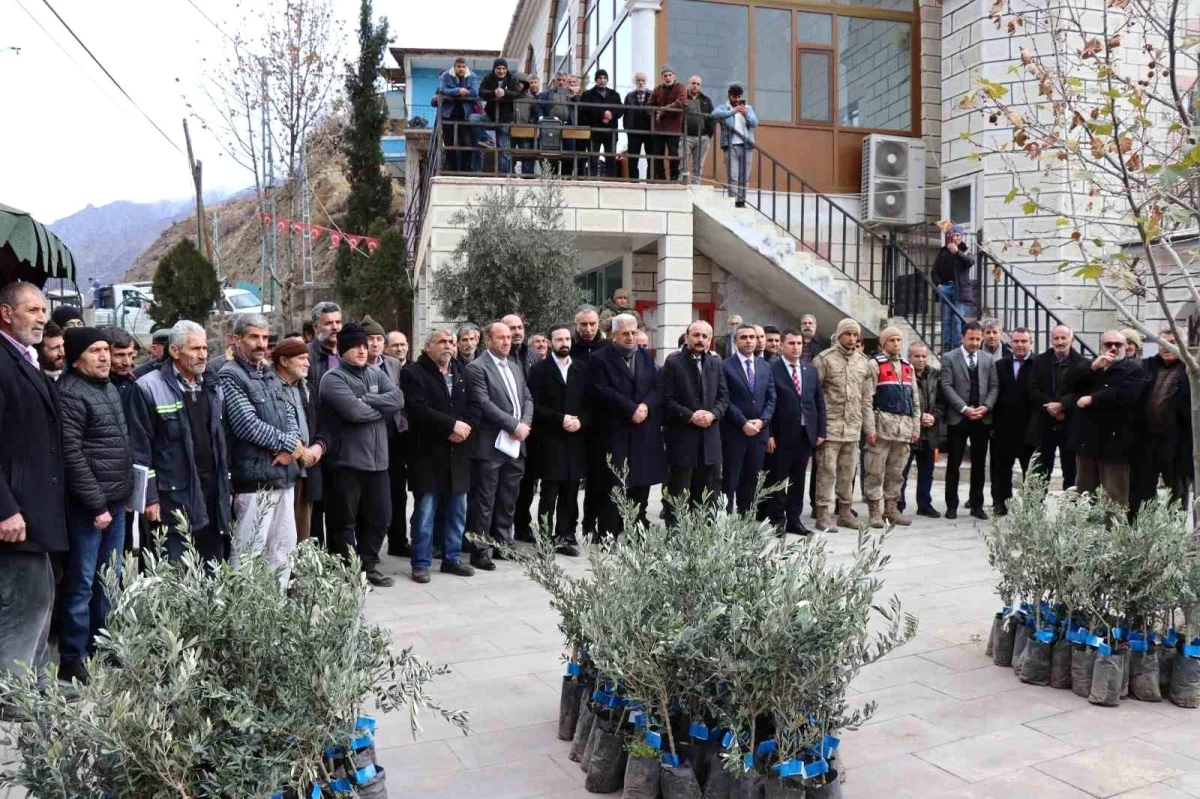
[57,327,133,686]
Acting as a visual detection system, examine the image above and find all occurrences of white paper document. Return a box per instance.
[494,430,521,458]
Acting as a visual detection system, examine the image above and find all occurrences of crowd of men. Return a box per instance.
[434,57,758,203]
[0,278,1191,698]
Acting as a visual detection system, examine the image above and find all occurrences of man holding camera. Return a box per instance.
[713,85,758,207]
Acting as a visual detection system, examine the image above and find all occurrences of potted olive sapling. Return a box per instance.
[0,527,467,798]
[1168,545,1200,708]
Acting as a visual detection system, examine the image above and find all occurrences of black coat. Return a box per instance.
[1066,358,1148,462]
[767,358,826,449]
[1139,355,1191,465]
[401,353,472,495]
[0,337,68,554]
[933,245,975,304]
[914,366,946,449]
[479,71,520,123]
[622,88,653,131]
[58,371,134,514]
[580,86,623,129]
[1025,348,1088,446]
[588,344,666,487]
[529,356,589,482]
[570,334,607,363]
[992,355,1035,450]
[659,350,730,468]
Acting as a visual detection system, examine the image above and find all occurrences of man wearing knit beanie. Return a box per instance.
[812,318,874,532]
[864,327,920,528]
[360,316,411,558]
[320,322,404,587]
[63,326,108,371]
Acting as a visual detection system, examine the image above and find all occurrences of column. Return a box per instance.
[656,224,693,361]
[626,0,661,82]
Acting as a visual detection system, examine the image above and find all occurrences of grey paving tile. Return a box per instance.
[374,739,465,778]
[1165,771,1200,797]
[838,753,968,797]
[1035,739,1200,797]
[383,753,582,799]
[917,662,1025,700]
[445,721,570,769]
[918,642,993,672]
[853,654,957,693]
[1113,783,1197,798]
[1139,725,1200,760]
[1026,702,1186,749]
[838,715,962,768]
[451,649,567,682]
[917,725,1080,783]
[852,682,962,726]
[914,686,1075,737]
[923,768,1095,798]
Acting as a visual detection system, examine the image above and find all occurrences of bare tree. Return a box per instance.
[958,0,1200,503]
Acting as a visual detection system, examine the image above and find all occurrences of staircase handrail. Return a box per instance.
[403,120,443,266]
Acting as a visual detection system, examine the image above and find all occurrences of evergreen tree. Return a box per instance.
[434,178,583,332]
[336,0,392,302]
[345,217,411,330]
[150,239,222,329]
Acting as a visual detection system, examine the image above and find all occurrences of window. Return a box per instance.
[576,261,623,305]
[798,52,831,122]
[553,0,574,77]
[837,17,911,130]
[595,0,615,50]
[525,45,535,74]
[614,14,634,96]
[666,0,748,98]
[797,12,832,45]
[840,0,914,10]
[753,8,791,122]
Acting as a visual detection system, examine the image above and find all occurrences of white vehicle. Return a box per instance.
[220,288,273,316]
[92,282,156,338]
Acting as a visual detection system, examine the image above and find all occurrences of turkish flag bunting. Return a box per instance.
[309,225,325,242]
[365,237,380,255]
[347,236,363,251]
[290,221,306,234]
[276,219,288,233]
[259,212,272,224]
[329,231,343,248]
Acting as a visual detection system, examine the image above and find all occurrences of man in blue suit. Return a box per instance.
[766,329,827,535]
[721,323,776,515]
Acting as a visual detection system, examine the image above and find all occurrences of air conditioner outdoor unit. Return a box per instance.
[860,134,926,226]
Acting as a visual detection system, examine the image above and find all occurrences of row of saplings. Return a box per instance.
[503,488,918,799]
[982,469,1200,709]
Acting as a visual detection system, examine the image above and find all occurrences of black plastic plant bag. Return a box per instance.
[1118,644,1130,700]
[806,768,843,799]
[729,773,763,799]
[1019,633,1053,686]
[661,763,704,799]
[1071,644,1096,698]
[355,766,388,799]
[1159,646,1176,698]
[581,715,605,772]
[762,776,804,798]
[622,756,662,799]
[559,676,584,741]
[1169,651,1200,708]
[1012,623,1032,674]
[986,613,1001,658]
[1088,653,1122,706]
[1050,636,1073,688]
[1128,646,1162,702]
[993,618,1017,667]
[571,698,597,762]
[585,725,629,793]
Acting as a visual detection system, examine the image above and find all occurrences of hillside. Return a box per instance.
[50,199,196,289]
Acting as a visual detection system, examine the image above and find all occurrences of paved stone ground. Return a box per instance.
[3,482,1197,798]
[359,485,1200,799]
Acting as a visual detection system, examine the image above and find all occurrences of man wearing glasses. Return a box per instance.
[1067,330,1148,507]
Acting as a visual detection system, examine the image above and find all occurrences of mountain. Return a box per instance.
[49,193,239,289]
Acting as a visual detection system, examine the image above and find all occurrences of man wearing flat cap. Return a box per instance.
[864,327,920,528]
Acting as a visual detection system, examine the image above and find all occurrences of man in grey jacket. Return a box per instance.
[318,322,404,587]
[465,321,533,570]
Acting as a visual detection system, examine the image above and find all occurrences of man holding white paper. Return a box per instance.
[464,321,534,570]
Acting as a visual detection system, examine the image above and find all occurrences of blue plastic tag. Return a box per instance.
[324,745,346,760]
[645,730,663,750]
[1025,615,1037,629]
[689,722,710,740]
[1086,634,1104,649]
[1019,602,1033,614]
[661,753,680,767]
[743,753,755,771]
[722,730,735,749]
[355,717,376,733]
[1035,628,1056,644]
[821,734,840,759]
[756,739,777,757]
[271,792,284,799]
[330,777,353,793]
[592,689,604,702]
[1098,643,1113,657]
[800,757,830,779]
[351,732,373,751]
[354,764,377,784]
[1183,644,1200,658]
[1112,627,1125,641]
[629,710,645,728]
[567,662,581,676]
[310,785,321,799]
[773,758,802,778]
[1164,628,1178,646]
[1130,639,1149,653]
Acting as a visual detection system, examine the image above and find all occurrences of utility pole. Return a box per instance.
[182,119,208,261]
[211,211,223,281]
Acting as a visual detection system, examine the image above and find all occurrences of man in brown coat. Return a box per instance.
[648,65,687,181]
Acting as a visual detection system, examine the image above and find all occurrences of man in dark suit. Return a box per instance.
[716,314,743,358]
[465,321,534,568]
[1026,324,1086,489]
[570,305,608,540]
[660,320,730,527]
[990,327,1035,516]
[503,314,541,543]
[401,328,475,583]
[940,321,999,519]
[0,283,69,697]
[721,323,777,515]
[1134,327,1191,516]
[588,312,666,537]
[528,325,588,555]
[766,329,827,535]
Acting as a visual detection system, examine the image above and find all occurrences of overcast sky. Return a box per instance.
[0,0,513,223]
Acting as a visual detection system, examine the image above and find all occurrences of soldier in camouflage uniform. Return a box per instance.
[864,327,921,527]
[813,319,875,532]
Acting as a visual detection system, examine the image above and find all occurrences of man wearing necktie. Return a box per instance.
[720,323,777,516]
[765,330,827,535]
[990,327,1036,516]
[0,283,69,708]
[660,320,730,527]
[464,321,534,569]
[939,322,999,520]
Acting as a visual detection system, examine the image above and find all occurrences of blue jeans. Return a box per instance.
[411,493,467,570]
[900,446,935,511]
[514,138,536,175]
[493,127,511,174]
[937,282,969,352]
[60,504,126,663]
[469,113,490,172]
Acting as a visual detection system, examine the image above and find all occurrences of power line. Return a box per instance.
[35,0,183,154]
[181,0,237,44]
[10,0,132,120]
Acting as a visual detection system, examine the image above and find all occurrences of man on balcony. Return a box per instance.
[581,69,623,178]
[682,76,715,185]
[623,73,653,180]
[649,66,687,181]
[438,57,480,174]
[537,73,577,176]
[479,57,519,175]
[713,84,757,207]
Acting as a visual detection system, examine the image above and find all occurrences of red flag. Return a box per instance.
[329,231,342,248]
[309,225,325,243]
[276,218,288,234]
[347,235,363,251]
[290,220,306,235]
[365,237,380,255]
[259,212,272,224]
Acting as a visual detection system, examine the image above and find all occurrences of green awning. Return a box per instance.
[0,202,76,288]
